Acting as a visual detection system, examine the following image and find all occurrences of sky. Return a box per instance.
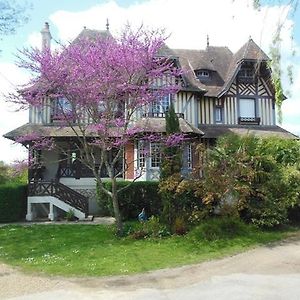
[0,0,299,163]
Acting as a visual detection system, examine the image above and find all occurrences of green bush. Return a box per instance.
[195,134,300,228]
[189,217,248,241]
[0,183,27,222]
[97,181,162,220]
[127,217,170,239]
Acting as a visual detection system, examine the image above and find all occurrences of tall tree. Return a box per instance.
[160,102,182,178]
[11,25,180,235]
[0,1,30,38]
[159,102,183,228]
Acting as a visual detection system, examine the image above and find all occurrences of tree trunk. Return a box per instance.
[111,178,123,236]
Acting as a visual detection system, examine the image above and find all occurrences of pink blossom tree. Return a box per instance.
[11,25,181,234]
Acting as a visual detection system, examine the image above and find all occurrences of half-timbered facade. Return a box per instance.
[4,23,297,220]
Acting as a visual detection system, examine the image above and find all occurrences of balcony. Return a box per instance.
[57,163,123,179]
[142,112,184,118]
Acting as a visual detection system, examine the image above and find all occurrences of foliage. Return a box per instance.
[172,216,188,235]
[128,216,170,239]
[97,181,162,220]
[0,183,27,222]
[11,25,181,235]
[159,102,184,228]
[0,161,9,184]
[0,224,296,276]
[66,209,76,221]
[250,0,299,122]
[189,217,249,242]
[194,134,300,228]
[0,161,27,185]
[160,103,182,178]
[0,1,30,39]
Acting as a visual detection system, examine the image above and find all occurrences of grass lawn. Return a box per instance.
[0,222,298,277]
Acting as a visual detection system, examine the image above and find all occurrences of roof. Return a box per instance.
[4,119,204,142]
[72,28,112,44]
[219,39,270,97]
[135,117,204,135]
[171,39,270,97]
[52,28,273,98]
[198,124,299,140]
[173,47,232,96]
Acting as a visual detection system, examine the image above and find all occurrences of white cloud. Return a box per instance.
[0,63,29,163]
[26,31,41,49]
[49,0,294,51]
[48,0,300,133]
[2,0,299,162]
[282,123,300,137]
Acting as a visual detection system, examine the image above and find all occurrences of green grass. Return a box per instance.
[0,222,298,277]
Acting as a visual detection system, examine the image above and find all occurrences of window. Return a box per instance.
[57,97,72,113]
[150,142,161,168]
[137,140,146,169]
[196,70,210,79]
[215,106,223,123]
[187,144,192,169]
[239,98,255,118]
[51,97,72,121]
[151,94,171,114]
[238,68,254,82]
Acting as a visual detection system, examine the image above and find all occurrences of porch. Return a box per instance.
[26,180,89,221]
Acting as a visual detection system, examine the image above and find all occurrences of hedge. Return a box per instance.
[0,183,27,222]
[97,181,162,220]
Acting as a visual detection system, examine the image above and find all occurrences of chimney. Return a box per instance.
[41,22,52,50]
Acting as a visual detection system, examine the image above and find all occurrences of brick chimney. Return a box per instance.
[41,22,52,50]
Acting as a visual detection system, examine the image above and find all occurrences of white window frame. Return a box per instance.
[137,140,146,169]
[52,97,72,121]
[239,98,256,118]
[187,144,192,169]
[150,142,161,168]
[151,94,171,114]
[215,106,223,123]
[238,68,254,79]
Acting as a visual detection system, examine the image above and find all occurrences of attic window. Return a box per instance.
[238,68,254,79]
[238,66,255,83]
[195,70,210,80]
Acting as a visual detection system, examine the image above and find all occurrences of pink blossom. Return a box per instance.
[165,133,186,147]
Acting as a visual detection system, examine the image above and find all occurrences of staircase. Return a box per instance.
[27,180,89,221]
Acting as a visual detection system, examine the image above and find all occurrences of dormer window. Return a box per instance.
[238,63,255,83]
[238,68,254,79]
[195,69,210,80]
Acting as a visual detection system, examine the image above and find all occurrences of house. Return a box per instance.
[4,23,297,221]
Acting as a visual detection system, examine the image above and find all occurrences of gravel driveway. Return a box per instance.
[1,235,300,299]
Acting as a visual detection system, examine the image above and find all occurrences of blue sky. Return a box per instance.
[0,0,299,163]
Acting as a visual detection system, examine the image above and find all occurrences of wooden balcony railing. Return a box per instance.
[142,112,184,118]
[238,117,261,125]
[57,164,122,179]
[28,180,88,215]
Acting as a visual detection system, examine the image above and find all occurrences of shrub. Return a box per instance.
[97,181,162,220]
[194,134,300,228]
[0,183,27,222]
[66,209,76,221]
[187,206,211,225]
[172,216,188,235]
[189,217,248,241]
[128,217,170,239]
